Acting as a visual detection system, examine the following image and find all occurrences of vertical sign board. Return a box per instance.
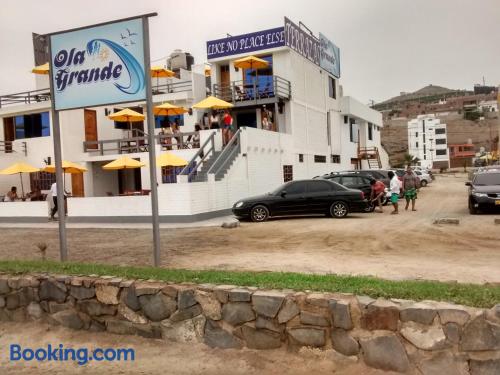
[48,14,160,264]
[319,33,341,78]
[50,18,146,110]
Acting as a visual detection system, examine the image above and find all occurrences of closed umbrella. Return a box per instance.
[32,62,49,75]
[0,162,39,198]
[102,156,145,170]
[108,108,145,137]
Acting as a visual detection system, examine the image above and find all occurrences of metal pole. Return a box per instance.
[142,16,162,267]
[48,36,68,261]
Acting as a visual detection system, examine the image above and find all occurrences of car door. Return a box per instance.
[305,180,336,213]
[357,176,373,197]
[270,181,308,216]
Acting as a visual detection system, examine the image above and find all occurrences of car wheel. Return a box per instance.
[330,201,349,218]
[250,205,269,222]
[420,180,427,187]
[468,200,477,215]
[364,204,375,213]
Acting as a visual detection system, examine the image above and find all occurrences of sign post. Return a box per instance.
[47,13,159,264]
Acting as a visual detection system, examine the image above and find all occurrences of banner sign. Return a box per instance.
[319,33,341,78]
[284,17,320,66]
[50,18,146,110]
[207,27,285,59]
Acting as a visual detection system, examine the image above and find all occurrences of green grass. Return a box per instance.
[0,260,498,308]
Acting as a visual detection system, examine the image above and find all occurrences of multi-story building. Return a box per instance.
[407,115,449,169]
[449,143,475,168]
[0,18,387,222]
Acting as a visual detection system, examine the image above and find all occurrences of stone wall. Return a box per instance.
[0,273,498,374]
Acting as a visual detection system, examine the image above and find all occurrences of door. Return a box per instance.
[220,65,230,100]
[269,181,308,216]
[71,173,84,197]
[84,109,98,150]
[3,117,15,153]
[306,180,335,213]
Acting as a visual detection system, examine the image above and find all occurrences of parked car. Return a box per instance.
[232,179,369,222]
[321,170,391,187]
[414,170,432,187]
[319,173,389,205]
[465,170,500,214]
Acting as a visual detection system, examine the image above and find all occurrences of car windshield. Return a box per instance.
[474,173,500,185]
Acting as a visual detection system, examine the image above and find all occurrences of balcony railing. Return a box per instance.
[83,131,198,155]
[213,75,291,104]
[0,88,51,108]
[0,141,27,156]
[152,80,192,96]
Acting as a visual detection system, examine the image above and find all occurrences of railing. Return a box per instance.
[0,141,27,156]
[83,132,198,155]
[178,132,216,182]
[0,88,51,108]
[152,80,192,95]
[213,75,291,103]
[207,129,241,180]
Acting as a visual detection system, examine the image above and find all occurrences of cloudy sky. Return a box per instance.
[1,0,499,104]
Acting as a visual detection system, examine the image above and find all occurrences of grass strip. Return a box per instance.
[0,260,497,308]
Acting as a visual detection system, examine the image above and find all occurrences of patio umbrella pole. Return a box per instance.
[19,173,24,198]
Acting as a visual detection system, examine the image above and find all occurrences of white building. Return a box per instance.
[407,114,449,169]
[0,19,387,222]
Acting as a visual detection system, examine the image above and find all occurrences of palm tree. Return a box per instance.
[403,153,420,166]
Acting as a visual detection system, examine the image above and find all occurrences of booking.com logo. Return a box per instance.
[10,344,135,366]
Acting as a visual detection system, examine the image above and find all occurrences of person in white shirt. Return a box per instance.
[388,171,400,215]
[49,182,66,221]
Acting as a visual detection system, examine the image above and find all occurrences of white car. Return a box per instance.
[414,170,432,187]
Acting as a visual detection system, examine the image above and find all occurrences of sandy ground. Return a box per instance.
[0,174,499,284]
[0,322,402,375]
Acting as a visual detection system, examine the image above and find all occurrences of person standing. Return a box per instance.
[210,111,219,129]
[403,166,419,211]
[49,182,66,221]
[222,110,233,146]
[369,179,386,213]
[388,171,400,215]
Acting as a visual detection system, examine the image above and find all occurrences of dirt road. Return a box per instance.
[0,322,402,375]
[1,174,499,284]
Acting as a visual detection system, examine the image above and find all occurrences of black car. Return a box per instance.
[319,173,389,205]
[232,179,369,222]
[466,170,500,214]
[322,170,391,187]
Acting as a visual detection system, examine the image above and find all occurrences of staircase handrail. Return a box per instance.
[207,129,242,177]
[179,131,216,179]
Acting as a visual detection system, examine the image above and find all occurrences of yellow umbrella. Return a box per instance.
[102,157,145,170]
[42,161,88,174]
[192,96,234,110]
[151,66,175,92]
[108,108,145,136]
[0,162,40,198]
[156,152,188,167]
[32,62,49,75]
[233,55,269,70]
[153,102,188,117]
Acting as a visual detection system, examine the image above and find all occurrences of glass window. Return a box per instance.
[307,181,332,193]
[328,77,336,99]
[341,176,360,187]
[298,154,304,163]
[155,114,184,128]
[436,138,446,145]
[436,149,447,156]
[368,123,373,141]
[285,181,307,195]
[283,165,293,182]
[243,55,273,98]
[314,155,326,163]
[474,173,500,185]
[13,112,50,139]
[331,155,341,163]
[435,128,446,135]
[330,176,342,184]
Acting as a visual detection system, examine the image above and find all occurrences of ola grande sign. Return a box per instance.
[50,18,146,110]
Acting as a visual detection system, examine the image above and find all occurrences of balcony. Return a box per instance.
[213,76,291,107]
[0,88,51,109]
[0,141,27,155]
[152,80,192,96]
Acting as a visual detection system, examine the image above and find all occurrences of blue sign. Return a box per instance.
[284,17,320,66]
[207,27,285,59]
[50,18,146,111]
[319,33,341,78]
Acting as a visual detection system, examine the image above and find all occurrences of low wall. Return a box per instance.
[0,274,498,374]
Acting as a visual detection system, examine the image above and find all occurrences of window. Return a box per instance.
[328,77,336,99]
[161,166,183,183]
[416,142,419,148]
[341,176,361,188]
[331,154,341,163]
[314,155,326,163]
[416,132,418,137]
[330,176,342,184]
[435,128,446,135]
[12,112,50,139]
[368,123,373,141]
[155,114,184,128]
[283,165,293,182]
[423,133,426,142]
[344,115,348,124]
[298,154,304,163]
[422,119,426,132]
[307,181,332,193]
[436,138,446,145]
[285,181,307,195]
[436,149,447,156]
[30,172,55,191]
[326,112,331,146]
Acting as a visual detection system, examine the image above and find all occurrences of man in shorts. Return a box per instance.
[388,170,400,214]
[370,179,386,213]
[403,166,419,211]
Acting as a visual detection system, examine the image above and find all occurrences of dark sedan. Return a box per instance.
[232,179,368,222]
[466,170,500,214]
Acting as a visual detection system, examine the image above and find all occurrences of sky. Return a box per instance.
[1,0,499,104]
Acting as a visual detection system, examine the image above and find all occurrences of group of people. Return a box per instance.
[158,119,182,150]
[369,166,420,215]
[200,110,235,147]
